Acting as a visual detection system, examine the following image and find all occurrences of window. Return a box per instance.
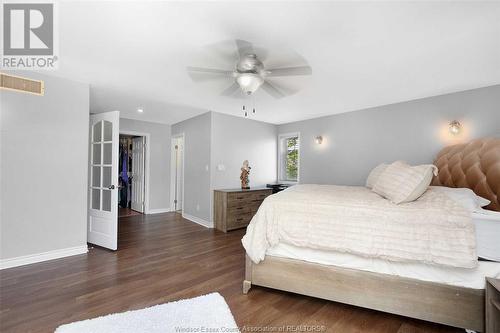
[278,133,300,182]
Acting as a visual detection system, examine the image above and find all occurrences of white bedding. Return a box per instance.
[242,184,477,268]
[266,242,500,289]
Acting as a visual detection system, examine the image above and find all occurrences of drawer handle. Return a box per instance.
[237,218,244,221]
[236,196,244,200]
[236,207,244,210]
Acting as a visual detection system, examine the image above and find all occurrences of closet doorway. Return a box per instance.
[119,131,150,218]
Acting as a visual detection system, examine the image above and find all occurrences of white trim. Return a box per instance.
[182,213,212,228]
[170,133,185,212]
[119,130,151,215]
[278,132,301,183]
[0,245,88,270]
[147,208,171,214]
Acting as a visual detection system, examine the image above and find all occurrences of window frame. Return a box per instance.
[278,132,300,183]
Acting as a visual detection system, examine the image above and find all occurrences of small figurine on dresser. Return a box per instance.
[240,160,251,189]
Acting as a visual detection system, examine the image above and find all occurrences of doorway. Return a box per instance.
[119,131,150,218]
[170,134,184,212]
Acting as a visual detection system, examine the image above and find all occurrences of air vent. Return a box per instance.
[0,73,44,96]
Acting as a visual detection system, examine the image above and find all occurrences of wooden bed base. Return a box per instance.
[243,255,485,332]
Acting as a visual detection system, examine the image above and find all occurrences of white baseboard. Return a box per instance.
[0,245,89,270]
[182,213,212,228]
[147,208,171,214]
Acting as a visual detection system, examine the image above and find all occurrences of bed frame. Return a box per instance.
[243,255,484,331]
[243,137,500,333]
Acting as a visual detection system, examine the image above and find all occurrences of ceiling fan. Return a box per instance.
[187,40,312,99]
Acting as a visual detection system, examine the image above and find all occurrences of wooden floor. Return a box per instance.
[118,207,142,218]
[0,213,463,333]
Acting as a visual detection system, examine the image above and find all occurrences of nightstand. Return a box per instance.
[486,277,500,333]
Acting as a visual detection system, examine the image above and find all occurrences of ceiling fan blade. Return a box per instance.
[235,39,255,58]
[265,65,312,77]
[187,73,232,82]
[221,82,241,96]
[261,81,286,99]
[187,66,234,75]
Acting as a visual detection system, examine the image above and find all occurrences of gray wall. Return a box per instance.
[119,118,171,211]
[278,85,500,186]
[211,112,277,189]
[172,112,212,223]
[172,111,278,225]
[1,72,89,260]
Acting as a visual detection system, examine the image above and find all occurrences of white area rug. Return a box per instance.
[55,293,239,333]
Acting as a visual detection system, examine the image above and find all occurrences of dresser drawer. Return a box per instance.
[227,195,254,208]
[214,188,272,232]
[252,191,271,201]
[227,214,253,229]
[228,205,256,216]
[227,191,270,207]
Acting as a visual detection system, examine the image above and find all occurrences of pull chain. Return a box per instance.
[242,96,257,118]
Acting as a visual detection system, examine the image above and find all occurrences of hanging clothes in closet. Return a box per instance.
[119,137,133,208]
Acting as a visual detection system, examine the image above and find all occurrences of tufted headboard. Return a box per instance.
[432,137,500,211]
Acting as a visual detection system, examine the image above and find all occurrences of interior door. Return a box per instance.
[88,111,119,250]
[131,136,145,213]
[174,138,183,211]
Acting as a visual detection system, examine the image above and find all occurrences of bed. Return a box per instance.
[242,137,500,332]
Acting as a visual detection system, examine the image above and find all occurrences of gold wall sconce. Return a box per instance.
[449,120,461,135]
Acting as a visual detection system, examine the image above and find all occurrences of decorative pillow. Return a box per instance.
[429,186,491,212]
[365,163,388,189]
[372,161,438,204]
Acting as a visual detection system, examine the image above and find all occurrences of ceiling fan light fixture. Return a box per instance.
[236,73,264,95]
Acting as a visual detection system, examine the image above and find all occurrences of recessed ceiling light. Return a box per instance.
[137,107,144,113]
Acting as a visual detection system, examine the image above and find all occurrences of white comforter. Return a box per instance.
[242,185,477,269]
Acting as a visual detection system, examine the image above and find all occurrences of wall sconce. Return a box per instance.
[315,136,323,144]
[449,120,461,135]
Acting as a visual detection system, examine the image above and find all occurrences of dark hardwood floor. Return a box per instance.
[0,213,462,333]
[118,207,142,218]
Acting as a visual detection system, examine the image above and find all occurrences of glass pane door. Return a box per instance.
[90,120,113,212]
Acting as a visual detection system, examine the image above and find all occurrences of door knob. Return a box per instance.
[108,185,116,190]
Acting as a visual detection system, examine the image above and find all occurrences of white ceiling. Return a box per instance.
[54,1,500,124]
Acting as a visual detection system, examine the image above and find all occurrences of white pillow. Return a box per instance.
[477,196,491,208]
[366,163,388,189]
[429,186,491,212]
[372,161,438,204]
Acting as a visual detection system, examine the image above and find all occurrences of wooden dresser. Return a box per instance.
[214,188,272,232]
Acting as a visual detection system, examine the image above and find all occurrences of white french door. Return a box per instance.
[131,136,145,213]
[88,111,119,250]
